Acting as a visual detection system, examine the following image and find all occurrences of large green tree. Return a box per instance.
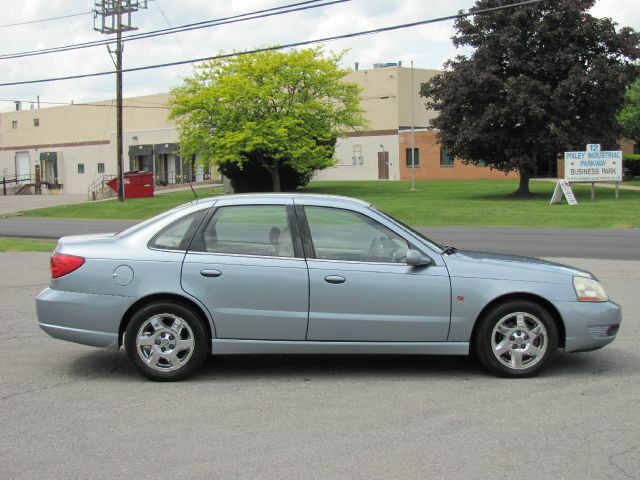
[169,48,366,192]
[420,0,640,194]
[618,75,640,144]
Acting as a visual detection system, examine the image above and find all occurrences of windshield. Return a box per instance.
[369,206,445,253]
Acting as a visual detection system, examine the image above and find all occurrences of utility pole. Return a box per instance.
[410,60,416,191]
[94,1,148,201]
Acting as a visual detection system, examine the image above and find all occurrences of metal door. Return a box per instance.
[377,151,389,179]
[15,152,30,183]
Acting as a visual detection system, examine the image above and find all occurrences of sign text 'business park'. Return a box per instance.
[564,144,622,182]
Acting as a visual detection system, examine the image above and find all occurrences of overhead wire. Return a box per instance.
[0,0,346,60]
[0,0,544,88]
[0,10,92,29]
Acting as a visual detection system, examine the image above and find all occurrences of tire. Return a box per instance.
[125,301,209,381]
[474,300,558,378]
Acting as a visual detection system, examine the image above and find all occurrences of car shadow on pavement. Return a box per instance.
[62,348,637,382]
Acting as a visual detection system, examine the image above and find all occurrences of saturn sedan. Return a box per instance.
[36,193,621,380]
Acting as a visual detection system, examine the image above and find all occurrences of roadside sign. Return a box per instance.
[564,144,623,182]
[550,179,578,205]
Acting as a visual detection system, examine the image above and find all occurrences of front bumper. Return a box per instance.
[554,299,622,353]
[36,288,135,349]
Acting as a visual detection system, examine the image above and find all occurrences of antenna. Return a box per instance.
[188,180,199,200]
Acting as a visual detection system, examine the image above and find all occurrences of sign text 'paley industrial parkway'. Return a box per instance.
[564,144,622,182]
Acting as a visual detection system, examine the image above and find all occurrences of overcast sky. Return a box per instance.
[0,0,638,112]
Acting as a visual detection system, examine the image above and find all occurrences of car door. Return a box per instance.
[299,204,451,342]
[181,200,309,340]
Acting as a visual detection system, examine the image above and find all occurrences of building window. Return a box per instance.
[405,148,419,167]
[97,163,105,174]
[440,148,454,166]
[77,163,85,174]
[12,121,18,129]
[33,118,40,127]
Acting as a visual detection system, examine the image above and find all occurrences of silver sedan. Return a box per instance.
[36,193,621,380]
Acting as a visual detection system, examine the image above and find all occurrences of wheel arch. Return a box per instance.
[119,293,215,350]
[470,292,566,349]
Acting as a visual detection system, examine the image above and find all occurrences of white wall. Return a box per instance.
[314,134,400,181]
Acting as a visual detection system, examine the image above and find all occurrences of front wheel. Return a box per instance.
[125,301,208,381]
[474,300,558,378]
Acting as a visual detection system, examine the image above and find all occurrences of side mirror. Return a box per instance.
[405,249,433,267]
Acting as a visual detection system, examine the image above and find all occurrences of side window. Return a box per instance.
[304,207,409,263]
[149,210,206,251]
[197,205,294,257]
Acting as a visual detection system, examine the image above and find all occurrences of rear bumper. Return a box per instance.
[36,288,135,349]
[554,299,622,353]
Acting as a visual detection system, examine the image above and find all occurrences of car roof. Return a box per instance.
[194,193,372,208]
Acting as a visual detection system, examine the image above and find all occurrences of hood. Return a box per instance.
[443,250,595,281]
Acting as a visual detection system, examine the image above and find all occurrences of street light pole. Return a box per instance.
[410,60,416,191]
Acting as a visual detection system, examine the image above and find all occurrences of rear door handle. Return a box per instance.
[324,275,346,284]
[200,269,222,278]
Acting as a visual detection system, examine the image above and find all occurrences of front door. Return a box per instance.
[301,205,451,342]
[377,151,389,179]
[181,202,309,340]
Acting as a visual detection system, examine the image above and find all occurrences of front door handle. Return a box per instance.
[324,275,346,284]
[200,269,222,278]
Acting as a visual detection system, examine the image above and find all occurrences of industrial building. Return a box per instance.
[0,65,518,197]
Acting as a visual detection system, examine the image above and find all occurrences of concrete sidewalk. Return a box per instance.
[0,194,87,216]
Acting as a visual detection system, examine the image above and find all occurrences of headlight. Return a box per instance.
[573,276,609,302]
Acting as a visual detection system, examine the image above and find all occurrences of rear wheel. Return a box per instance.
[474,300,558,378]
[125,301,208,381]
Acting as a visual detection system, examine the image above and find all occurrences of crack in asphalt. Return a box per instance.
[608,445,640,479]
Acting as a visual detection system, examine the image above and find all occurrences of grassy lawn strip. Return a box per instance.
[302,180,640,228]
[0,237,56,252]
[14,180,640,228]
[19,188,221,220]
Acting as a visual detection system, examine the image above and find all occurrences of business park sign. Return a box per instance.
[564,144,623,182]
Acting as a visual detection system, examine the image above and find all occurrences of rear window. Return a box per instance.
[148,210,207,251]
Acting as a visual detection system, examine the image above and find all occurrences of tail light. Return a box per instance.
[51,253,85,279]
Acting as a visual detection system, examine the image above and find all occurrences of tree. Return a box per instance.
[618,75,640,144]
[420,0,640,194]
[169,48,366,192]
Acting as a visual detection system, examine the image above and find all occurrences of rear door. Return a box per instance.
[181,199,309,340]
[299,203,451,342]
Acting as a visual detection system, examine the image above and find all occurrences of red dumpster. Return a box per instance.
[107,171,154,199]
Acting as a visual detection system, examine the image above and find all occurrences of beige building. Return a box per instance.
[0,65,514,196]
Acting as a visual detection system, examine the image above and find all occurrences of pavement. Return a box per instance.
[0,193,87,215]
[1,252,638,479]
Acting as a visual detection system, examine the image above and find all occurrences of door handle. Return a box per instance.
[200,269,222,278]
[324,275,346,284]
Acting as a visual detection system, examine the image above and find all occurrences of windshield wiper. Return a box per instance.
[442,245,458,255]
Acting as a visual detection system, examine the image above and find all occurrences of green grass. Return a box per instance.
[622,180,640,186]
[14,180,640,228]
[19,188,221,220]
[0,237,56,252]
[301,180,640,228]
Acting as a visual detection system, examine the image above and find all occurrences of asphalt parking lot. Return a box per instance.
[1,252,638,480]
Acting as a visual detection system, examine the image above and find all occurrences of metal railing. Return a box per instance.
[88,174,117,201]
[2,174,32,195]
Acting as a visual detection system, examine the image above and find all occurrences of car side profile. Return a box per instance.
[36,194,622,380]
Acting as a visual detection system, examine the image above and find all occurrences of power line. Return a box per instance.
[0,0,543,88]
[0,0,344,60]
[0,11,92,29]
